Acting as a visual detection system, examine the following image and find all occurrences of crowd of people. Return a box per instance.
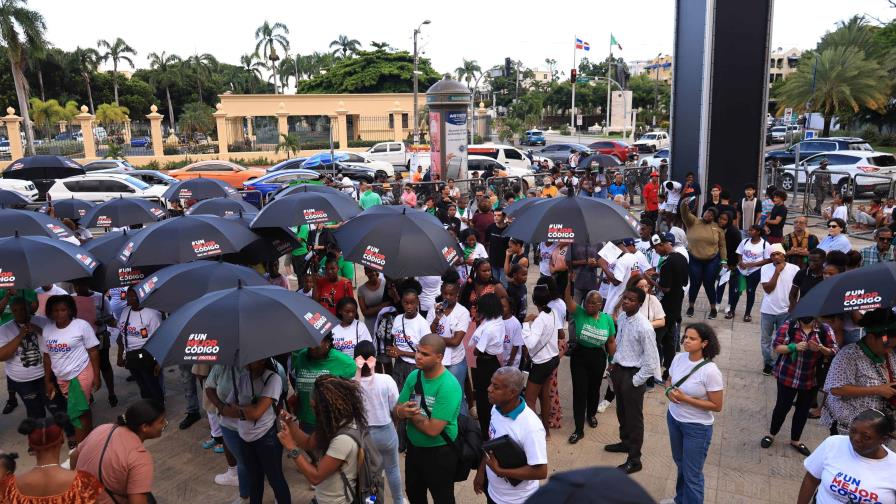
[0,157,895,504]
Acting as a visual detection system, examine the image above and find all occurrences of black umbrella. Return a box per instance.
[505,192,638,244]
[0,233,98,289]
[82,229,163,291]
[186,197,259,217]
[134,261,268,312]
[80,197,167,228]
[526,467,654,504]
[143,285,339,367]
[503,196,544,217]
[0,208,75,240]
[250,191,361,229]
[38,198,96,220]
[0,190,29,207]
[333,205,462,277]
[118,215,260,267]
[272,183,353,201]
[163,178,239,202]
[791,262,896,318]
[2,156,85,197]
[577,153,622,170]
[222,214,299,264]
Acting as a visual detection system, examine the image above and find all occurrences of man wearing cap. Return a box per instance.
[600,239,639,315]
[650,233,689,377]
[759,244,800,375]
[643,172,660,224]
[813,159,831,214]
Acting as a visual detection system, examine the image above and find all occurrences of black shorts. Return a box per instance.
[528,356,560,385]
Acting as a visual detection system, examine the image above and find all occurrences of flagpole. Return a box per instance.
[571,35,577,130]
[606,35,612,136]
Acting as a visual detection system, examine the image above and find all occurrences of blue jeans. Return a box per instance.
[178,364,199,414]
[667,411,713,504]
[446,359,469,415]
[491,266,507,288]
[369,424,403,504]
[7,377,49,419]
[760,312,789,367]
[241,425,291,503]
[726,269,762,316]
[221,425,249,499]
[688,254,721,306]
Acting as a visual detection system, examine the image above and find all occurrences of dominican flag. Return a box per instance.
[575,38,590,51]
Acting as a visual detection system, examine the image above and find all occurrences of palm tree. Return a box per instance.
[94,103,129,135]
[187,53,217,103]
[278,57,297,92]
[239,52,265,92]
[147,51,182,130]
[329,35,361,58]
[254,21,289,94]
[178,102,215,136]
[455,59,482,101]
[71,46,101,114]
[1,0,47,155]
[777,46,889,136]
[370,41,392,52]
[275,133,301,156]
[28,97,63,133]
[26,46,46,101]
[97,37,136,105]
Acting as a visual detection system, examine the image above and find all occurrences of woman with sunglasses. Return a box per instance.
[818,218,851,254]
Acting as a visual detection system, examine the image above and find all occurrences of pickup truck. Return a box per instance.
[365,142,431,170]
[632,131,670,153]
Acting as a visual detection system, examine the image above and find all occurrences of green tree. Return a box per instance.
[370,41,392,52]
[25,44,46,100]
[1,0,48,154]
[97,37,136,105]
[95,102,129,134]
[255,21,289,94]
[28,97,63,132]
[147,51,182,130]
[177,102,214,136]
[298,50,440,94]
[70,46,101,114]
[186,53,216,103]
[329,34,361,58]
[278,57,297,91]
[239,53,265,92]
[275,132,301,156]
[455,59,481,88]
[544,58,558,82]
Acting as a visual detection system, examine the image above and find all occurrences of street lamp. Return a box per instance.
[413,19,431,144]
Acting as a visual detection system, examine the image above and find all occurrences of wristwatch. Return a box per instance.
[286,448,301,459]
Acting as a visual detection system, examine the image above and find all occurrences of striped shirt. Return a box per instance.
[612,311,660,387]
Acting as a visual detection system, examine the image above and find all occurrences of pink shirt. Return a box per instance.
[402,190,417,208]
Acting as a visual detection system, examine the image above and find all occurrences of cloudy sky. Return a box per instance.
[30,0,895,74]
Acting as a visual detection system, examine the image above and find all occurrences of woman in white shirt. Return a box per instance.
[471,293,506,437]
[385,289,431,391]
[457,229,488,283]
[115,287,163,403]
[522,286,560,436]
[330,297,373,359]
[663,323,724,504]
[353,340,402,504]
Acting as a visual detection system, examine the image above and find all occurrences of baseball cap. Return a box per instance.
[621,237,636,247]
[650,232,675,246]
[769,243,786,255]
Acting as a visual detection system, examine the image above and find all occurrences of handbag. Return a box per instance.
[122,309,155,372]
[664,359,710,398]
[98,426,157,504]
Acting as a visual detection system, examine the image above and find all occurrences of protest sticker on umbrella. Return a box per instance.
[304,311,334,334]
[0,269,16,288]
[75,253,98,269]
[842,289,883,311]
[442,245,459,266]
[191,239,222,258]
[547,223,576,243]
[183,332,221,362]
[118,267,147,285]
[361,245,387,270]
[45,223,69,237]
[302,208,331,224]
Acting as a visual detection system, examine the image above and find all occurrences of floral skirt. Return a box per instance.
[549,339,568,429]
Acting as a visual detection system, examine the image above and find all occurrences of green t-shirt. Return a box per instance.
[359,190,382,210]
[572,306,615,348]
[289,348,356,426]
[317,256,355,282]
[397,369,461,448]
[0,289,38,324]
[291,225,310,257]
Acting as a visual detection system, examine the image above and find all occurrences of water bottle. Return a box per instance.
[364,496,377,504]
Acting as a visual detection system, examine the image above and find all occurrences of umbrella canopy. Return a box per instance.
[301,152,349,168]
[38,198,96,220]
[83,229,162,290]
[0,190,29,207]
[790,262,896,318]
[118,215,260,267]
[505,193,638,244]
[272,183,353,201]
[0,234,98,289]
[503,197,544,217]
[0,208,76,240]
[186,197,259,217]
[134,261,268,312]
[143,285,339,367]
[163,178,239,202]
[223,214,299,264]
[2,156,85,197]
[577,153,622,170]
[250,191,361,229]
[333,205,462,277]
[79,197,167,228]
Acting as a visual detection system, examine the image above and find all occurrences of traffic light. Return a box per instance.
[570,68,577,83]
[504,58,512,77]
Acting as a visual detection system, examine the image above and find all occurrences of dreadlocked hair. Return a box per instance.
[311,374,368,451]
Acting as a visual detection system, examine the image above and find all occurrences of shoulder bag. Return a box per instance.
[664,359,710,399]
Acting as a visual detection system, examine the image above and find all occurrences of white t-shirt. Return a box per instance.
[486,404,548,504]
[631,250,653,275]
[40,319,100,381]
[760,263,799,315]
[472,317,505,356]
[832,205,848,222]
[667,353,724,425]
[35,285,68,296]
[0,316,49,382]
[547,298,567,330]
[426,303,471,366]
[330,320,373,358]
[805,435,896,504]
[522,311,559,364]
[538,243,557,277]
[117,307,162,352]
[502,316,524,368]
[662,181,682,212]
[417,276,442,313]
[603,253,638,315]
[356,373,399,427]
[457,243,488,282]
[391,313,431,364]
[735,238,771,275]
[635,239,657,268]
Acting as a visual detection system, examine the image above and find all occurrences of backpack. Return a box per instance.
[335,425,384,504]
[414,371,483,482]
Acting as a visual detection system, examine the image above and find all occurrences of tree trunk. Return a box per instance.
[197,79,203,104]
[84,74,95,114]
[37,70,45,101]
[10,60,36,156]
[823,115,832,137]
[272,64,279,94]
[165,86,176,130]
[113,61,119,105]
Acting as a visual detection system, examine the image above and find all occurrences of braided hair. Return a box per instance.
[460,257,497,308]
[311,375,368,451]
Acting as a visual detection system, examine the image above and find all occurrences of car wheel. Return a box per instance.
[375,170,387,180]
[779,173,795,192]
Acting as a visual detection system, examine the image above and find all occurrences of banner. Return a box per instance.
[444,111,468,181]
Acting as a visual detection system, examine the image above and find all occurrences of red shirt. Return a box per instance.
[315,276,354,315]
[643,182,659,211]
[470,211,495,244]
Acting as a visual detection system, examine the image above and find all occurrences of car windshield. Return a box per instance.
[123,176,150,189]
[643,134,658,140]
[771,127,786,133]
[848,142,873,151]
[868,155,896,167]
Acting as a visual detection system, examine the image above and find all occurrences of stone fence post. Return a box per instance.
[1,108,24,160]
[146,105,165,157]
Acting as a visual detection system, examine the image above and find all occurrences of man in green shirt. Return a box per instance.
[290,225,310,279]
[395,334,462,503]
[288,333,356,432]
[0,289,38,324]
[359,180,382,210]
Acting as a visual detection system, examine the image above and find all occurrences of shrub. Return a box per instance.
[163,146,180,155]
[558,124,571,136]
[138,161,161,170]
[348,139,380,148]
[230,157,273,166]
[35,141,83,157]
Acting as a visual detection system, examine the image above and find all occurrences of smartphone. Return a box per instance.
[409,393,422,406]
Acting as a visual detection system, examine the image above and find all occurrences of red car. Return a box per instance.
[587,140,634,162]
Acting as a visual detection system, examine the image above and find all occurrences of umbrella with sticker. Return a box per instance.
[790,262,896,318]
[504,190,638,244]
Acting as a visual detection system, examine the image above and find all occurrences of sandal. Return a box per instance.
[743,314,752,323]
[790,442,811,456]
[760,435,774,449]
[725,311,735,320]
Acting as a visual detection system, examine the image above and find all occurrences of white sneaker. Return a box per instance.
[215,467,240,487]
[659,498,677,504]
[597,400,611,413]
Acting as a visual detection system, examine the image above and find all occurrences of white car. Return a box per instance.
[0,178,39,201]
[47,173,168,202]
[467,143,551,172]
[645,148,671,169]
[333,152,395,178]
[780,151,896,196]
[83,160,136,173]
[632,131,670,153]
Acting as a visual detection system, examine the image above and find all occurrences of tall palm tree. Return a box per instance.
[97,37,136,105]
[186,52,216,103]
[1,0,47,155]
[329,35,361,58]
[777,46,889,136]
[455,59,482,101]
[254,21,289,94]
[28,97,63,133]
[71,46,101,114]
[239,52,265,92]
[370,41,392,52]
[147,51,182,130]
[25,45,46,101]
[278,57,296,92]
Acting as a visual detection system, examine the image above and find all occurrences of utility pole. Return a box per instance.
[571,37,577,129]
[605,54,612,134]
[653,53,661,127]
[412,19,431,144]
[514,61,521,101]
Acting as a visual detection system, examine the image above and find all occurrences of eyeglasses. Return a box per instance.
[878,236,893,242]
[828,224,839,229]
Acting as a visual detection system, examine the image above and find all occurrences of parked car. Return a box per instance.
[587,140,633,162]
[468,143,551,173]
[645,148,671,169]
[309,161,379,183]
[765,137,873,165]
[632,131,670,153]
[47,173,168,202]
[302,151,394,178]
[780,151,896,196]
[110,169,179,186]
[242,169,322,207]
[265,157,309,173]
[167,160,267,188]
[130,136,152,148]
[521,129,546,146]
[535,143,592,166]
[365,142,430,170]
[0,178,39,201]
[83,160,136,172]
[0,140,9,153]
[466,154,535,192]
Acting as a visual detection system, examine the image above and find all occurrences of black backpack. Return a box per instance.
[414,371,483,482]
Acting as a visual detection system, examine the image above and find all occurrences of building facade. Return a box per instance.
[769,47,802,83]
